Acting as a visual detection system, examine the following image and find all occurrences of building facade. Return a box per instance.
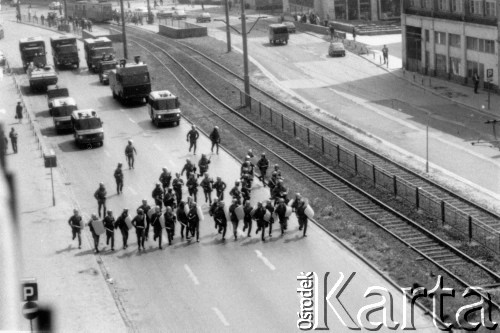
[402,0,499,88]
[283,0,400,22]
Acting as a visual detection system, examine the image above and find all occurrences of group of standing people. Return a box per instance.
[69,125,312,253]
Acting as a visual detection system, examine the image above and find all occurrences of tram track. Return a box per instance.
[113,25,500,257]
[110,27,500,312]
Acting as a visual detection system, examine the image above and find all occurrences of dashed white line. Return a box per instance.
[104,150,111,157]
[128,117,136,124]
[184,264,200,285]
[128,186,137,195]
[153,143,162,151]
[212,307,230,326]
[255,250,276,271]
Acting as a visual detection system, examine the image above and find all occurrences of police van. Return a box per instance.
[71,109,104,147]
[52,97,77,133]
[148,90,181,127]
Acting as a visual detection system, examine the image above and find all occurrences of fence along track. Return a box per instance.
[120,26,500,255]
[124,33,500,304]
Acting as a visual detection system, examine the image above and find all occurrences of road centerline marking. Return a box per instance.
[255,250,276,271]
[184,264,200,285]
[153,143,162,151]
[128,117,136,124]
[212,307,230,326]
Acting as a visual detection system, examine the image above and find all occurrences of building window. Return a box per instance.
[469,0,483,15]
[449,57,461,75]
[423,0,433,9]
[467,36,495,53]
[425,29,429,41]
[467,61,483,78]
[437,0,448,11]
[451,0,463,12]
[485,0,496,16]
[435,54,447,72]
[449,34,461,47]
[435,31,446,45]
[410,0,421,7]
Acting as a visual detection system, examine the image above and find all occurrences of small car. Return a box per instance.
[0,51,6,67]
[328,42,346,57]
[196,12,211,23]
[156,9,173,18]
[134,7,148,17]
[48,1,61,10]
[172,9,187,20]
[283,21,296,33]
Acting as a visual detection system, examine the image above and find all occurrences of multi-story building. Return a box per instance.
[283,0,400,22]
[402,0,498,88]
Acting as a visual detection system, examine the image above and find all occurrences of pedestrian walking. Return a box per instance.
[172,173,184,203]
[229,199,240,240]
[164,206,176,245]
[9,128,18,154]
[198,154,211,176]
[151,206,163,249]
[15,102,23,124]
[214,201,227,240]
[94,182,107,218]
[186,174,199,203]
[473,72,480,94]
[103,210,115,251]
[132,209,147,250]
[242,201,253,237]
[124,140,137,169]
[176,200,189,239]
[257,153,269,187]
[152,183,164,209]
[328,24,335,41]
[186,125,200,154]
[115,209,130,249]
[87,214,101,253]
[181,158,196,181]
[187,200,200,242]
[159,167,172,191]
[252,202,267,241]
[200,173,214,204]
[137,199,152,240]
[213,176,226,201]
[382,45,389,65]
[114,163,124,194]
[163,188,176,210]
[209,126,221,154]
[68,209,83,249]
[229,181,242,205]
[352,27,356,41]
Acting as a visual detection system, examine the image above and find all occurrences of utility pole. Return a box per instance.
[241,0,250,107]
[146,0,152,24]
[119,0,128,59]
[224,0,231,52]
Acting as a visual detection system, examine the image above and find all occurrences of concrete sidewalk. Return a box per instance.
[0,74,127,331]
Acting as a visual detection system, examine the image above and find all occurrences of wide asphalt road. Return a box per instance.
[2,18,437,332]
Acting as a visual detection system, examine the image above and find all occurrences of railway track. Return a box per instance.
[110,26,500,310]
[113,25,500,256]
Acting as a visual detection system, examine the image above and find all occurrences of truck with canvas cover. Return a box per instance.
[19,37,47,70]
[83,37,114,72]
[47,85,69,115]
[148,90,181,126]
[52,97,78,133]
[109,58,151,103]
[27,64,58,92]
[50,35,79,69]
[71,109,104,147]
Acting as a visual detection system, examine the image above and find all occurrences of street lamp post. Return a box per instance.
[119,0,128,59]
[241,0,250,107]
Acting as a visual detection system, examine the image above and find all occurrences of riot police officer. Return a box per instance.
[198,154,211,176]
[137,199,152,241]
[176,200,188,239]
[181,159,196,181]
[186,174,199,203]
[115,209,130,249]
[213,177,226,201]
[214,201,227,241]
[172,173,184,203]
[200,173,214,204]
[163,188,176,210]
[164,206,176,245]
[257,153,269,186]
[159,167,172,191]
[229,198,240,240]
[151,206,163,249]
[132,208,147,250]
[68,208,83,249]
[94,182,107,218]
[152,183,164,209]
[229,181,242,205]
[243,201,253,237]
[114,163,124,195]
[103,210,115,251]
[187,199,200,242]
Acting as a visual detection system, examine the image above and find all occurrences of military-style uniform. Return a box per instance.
[181,161,196,181]
[272,182,288,202]
[137,202,151,240]
[164,209,176,245]
[114,165,124,194]
[163,188,176,210]
[115,211,129,249]
[229,201,240,240]
[214,203,227,240]
[187,176,199,203]
[88,218,101,253]
[94,185,107,218]
[229,184,241,205]
[265,201,275,237]
[103,213,115,250]
[176,202,189,239]
[200,176,214,204]
[252,204,267,241]
[209,199,219,229]
[275,201,288,235]
[68,213,83,248]
[296,201,309,237]
[187,203,200,242]
[257,155,269,186]
[132,212,147,250]
[172,176,184,203]
[159,170,172,191]
[243,203,253,236]
[213,178,226,201]
[186,127,199,154]
[152,185,164,209]
[241,184,251,205]
[198,155,211,176]
[151,211,163,249]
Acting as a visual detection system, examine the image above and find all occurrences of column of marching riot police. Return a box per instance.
[68,125,315,252]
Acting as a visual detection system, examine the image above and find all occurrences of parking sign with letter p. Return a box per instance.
[21,278,38,302]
